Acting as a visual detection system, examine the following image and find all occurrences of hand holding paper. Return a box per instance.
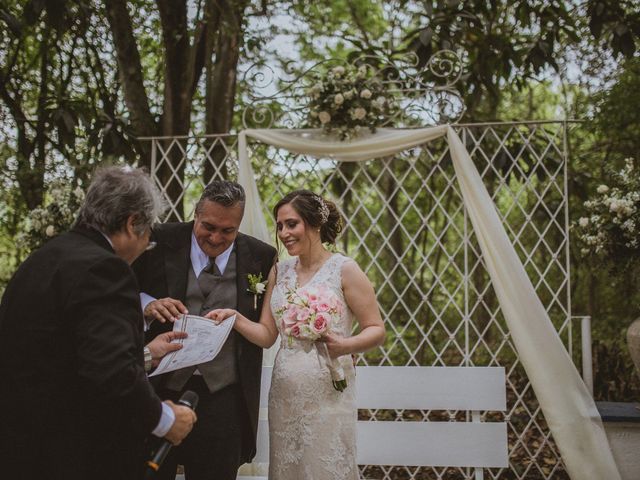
[149,314,236,376]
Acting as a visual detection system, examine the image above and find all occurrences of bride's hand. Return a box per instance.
[204,309,237,324]
[319,333,348,359]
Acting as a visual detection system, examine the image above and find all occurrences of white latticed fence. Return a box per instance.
[144,119,575,479]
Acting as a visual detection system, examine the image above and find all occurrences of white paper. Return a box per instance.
[149,314,236,376]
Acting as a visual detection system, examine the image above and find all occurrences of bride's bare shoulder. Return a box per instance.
[339,256,366,280]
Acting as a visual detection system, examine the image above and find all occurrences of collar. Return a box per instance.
[99,230,114,249]
[190,233,235,277]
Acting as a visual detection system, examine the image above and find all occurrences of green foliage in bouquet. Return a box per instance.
[306,64,397,140]
[575,158,640,273]
[17,180,85,253]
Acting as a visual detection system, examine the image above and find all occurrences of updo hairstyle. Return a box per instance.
[273,190,344,244]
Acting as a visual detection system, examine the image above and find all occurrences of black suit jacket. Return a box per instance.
[132,222,276,462]
[0,226,162,480]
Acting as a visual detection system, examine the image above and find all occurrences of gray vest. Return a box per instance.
[165,251,239,393]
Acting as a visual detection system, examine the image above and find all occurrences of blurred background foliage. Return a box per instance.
[1,0,639,405]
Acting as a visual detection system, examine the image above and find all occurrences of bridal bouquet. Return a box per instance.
[277,284,347,391]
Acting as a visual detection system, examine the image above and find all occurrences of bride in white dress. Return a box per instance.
[208,190,385,479]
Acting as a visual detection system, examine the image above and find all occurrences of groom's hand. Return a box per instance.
[144,297,188,323]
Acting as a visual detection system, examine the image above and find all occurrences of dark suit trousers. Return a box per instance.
[153,377,250,480]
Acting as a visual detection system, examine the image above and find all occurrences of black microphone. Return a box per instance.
[145,390,199,478]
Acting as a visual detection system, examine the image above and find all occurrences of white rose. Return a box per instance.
[375,96,386,106]
[578,217,589,227]
[318,111,331,124]
[45,225,56,237]
[360,89,372,99]
[298,323,316,340]
[333,93,344,105]
[353,107,367,120]
[255,282,266,294]
[609,200,620,212]
[343,90,354,100]
[597,185,609,194]
[332,66,345,76]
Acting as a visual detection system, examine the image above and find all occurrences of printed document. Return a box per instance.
[149,314,236,376]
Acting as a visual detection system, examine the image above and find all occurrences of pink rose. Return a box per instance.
[290,324,301,337]
[312,300,331,312]
[311,312,330,334]
[283,307,298,327]
[296,307,313,322]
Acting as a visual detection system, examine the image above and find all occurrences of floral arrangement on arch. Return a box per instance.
[306,64,398,140]
[17,179,85,252]
[575,158,640,272]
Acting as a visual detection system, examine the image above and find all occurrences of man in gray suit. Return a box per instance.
[133,180,276,480]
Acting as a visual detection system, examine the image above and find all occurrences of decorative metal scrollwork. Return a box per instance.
[240,50,466,129]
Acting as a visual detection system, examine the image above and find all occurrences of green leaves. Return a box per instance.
[587,0,639,58]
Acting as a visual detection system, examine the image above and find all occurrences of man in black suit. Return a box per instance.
[133,180,276,480]
[0,167,197,480]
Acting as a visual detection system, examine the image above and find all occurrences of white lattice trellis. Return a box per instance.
[142,120,575,480]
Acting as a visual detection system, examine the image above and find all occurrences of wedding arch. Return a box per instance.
[141,53,618,480]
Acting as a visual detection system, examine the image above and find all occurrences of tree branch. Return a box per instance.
[103,0,157,139]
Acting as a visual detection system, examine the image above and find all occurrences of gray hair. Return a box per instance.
[195,180,245,214]
[76,166,167,235]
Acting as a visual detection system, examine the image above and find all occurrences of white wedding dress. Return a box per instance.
[268,253,359,479]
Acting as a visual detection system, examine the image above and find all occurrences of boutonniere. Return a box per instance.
[247,273,267,310]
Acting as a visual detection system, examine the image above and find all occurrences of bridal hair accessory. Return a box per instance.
[315,195,330,224]
[247,273,268,310]
[277,283,347,391]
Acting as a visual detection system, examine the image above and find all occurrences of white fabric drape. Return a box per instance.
[237,126,620,480]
